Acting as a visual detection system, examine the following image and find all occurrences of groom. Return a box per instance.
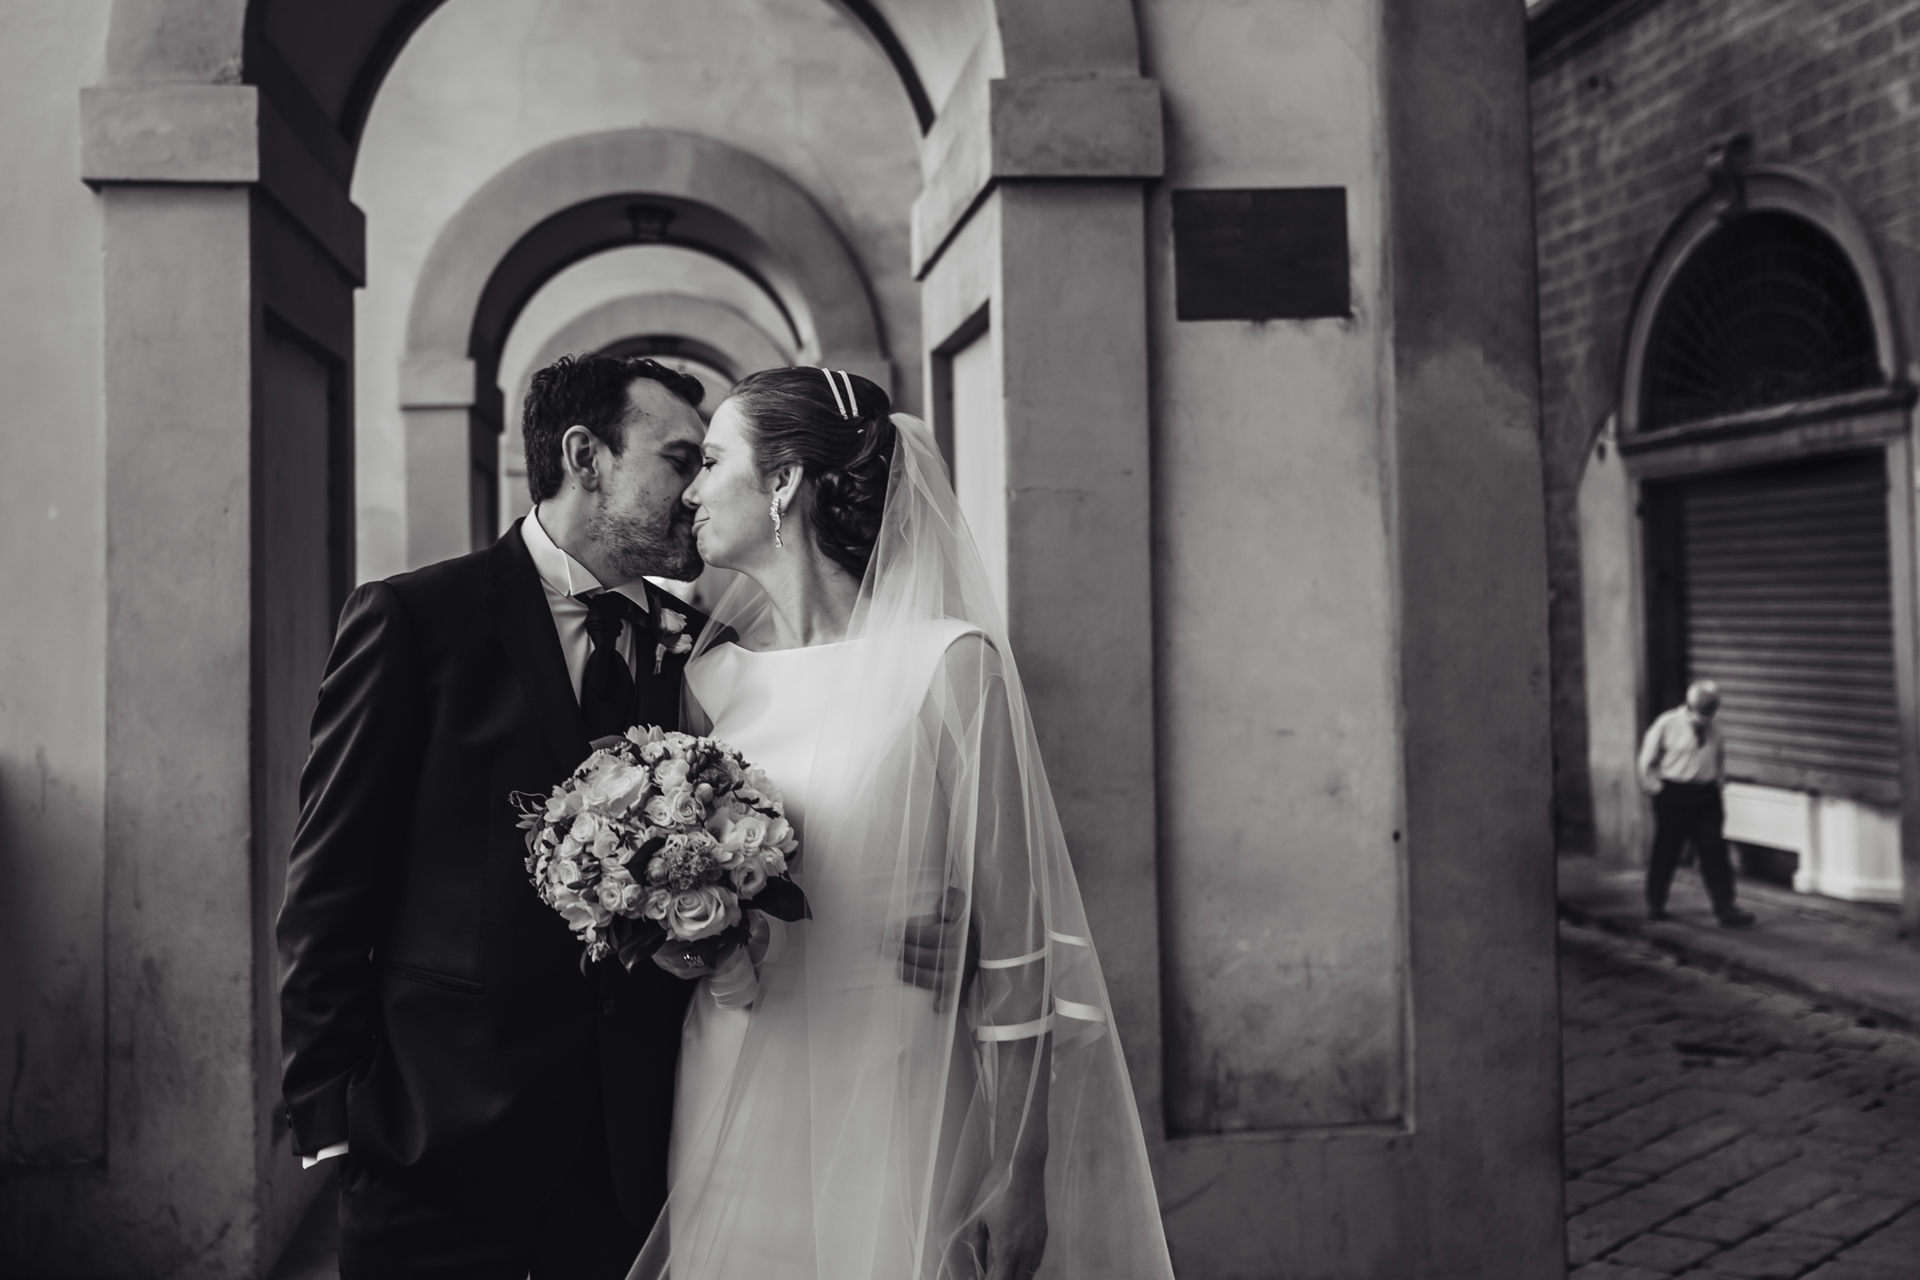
[278,353,715,1279]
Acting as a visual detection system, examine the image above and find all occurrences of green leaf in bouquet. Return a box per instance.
[612,916,668,972]
[747,875,810,922]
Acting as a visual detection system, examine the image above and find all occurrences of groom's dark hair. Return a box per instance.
[522,353,705,503]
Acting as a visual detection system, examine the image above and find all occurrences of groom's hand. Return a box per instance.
[895,885,976,1009]
[959,1185,1047,1280]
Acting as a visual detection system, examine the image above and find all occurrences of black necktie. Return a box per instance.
[581,591,641,741]
[1693,721,1706,746]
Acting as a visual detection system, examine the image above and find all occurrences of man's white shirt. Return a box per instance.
[519,504,650,697]
[301,508,648,1170]
[1637,705,1726,791]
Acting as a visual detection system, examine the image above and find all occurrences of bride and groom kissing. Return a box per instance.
[278,353,1174,1279]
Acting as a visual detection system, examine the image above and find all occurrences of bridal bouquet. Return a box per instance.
[515,725,807,971]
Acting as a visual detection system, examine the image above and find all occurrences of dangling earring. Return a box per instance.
[769,497,784,548]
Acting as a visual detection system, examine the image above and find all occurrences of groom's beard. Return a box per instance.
[591,500,704,583]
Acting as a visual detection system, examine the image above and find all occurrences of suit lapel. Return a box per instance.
[488,525,590,770]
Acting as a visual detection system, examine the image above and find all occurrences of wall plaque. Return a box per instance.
[1173,187,1350,321]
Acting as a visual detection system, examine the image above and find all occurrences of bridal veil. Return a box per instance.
[633,413,1175,1280]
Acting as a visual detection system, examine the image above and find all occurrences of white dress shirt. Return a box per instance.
[301,508,647,1170]
[1637,705,1726,792]
[518,504,650,696]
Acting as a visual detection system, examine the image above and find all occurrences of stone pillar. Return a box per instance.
[1140,0,1565,1272]
[0,80,354,1278]
[402,353,491,566]
[915,72,1168,1142]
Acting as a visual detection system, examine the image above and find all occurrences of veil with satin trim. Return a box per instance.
[630,413,1175,1280]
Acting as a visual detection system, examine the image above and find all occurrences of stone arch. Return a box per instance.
[1618,166,1902,437]
[518,293,790,390]
[100,0,1152,150]
[398,127,891,562]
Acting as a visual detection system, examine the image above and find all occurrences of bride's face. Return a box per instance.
[684,398,773,570]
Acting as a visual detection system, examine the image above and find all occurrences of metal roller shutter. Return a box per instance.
[1678,452,1900,803]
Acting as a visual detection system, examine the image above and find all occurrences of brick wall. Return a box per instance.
[1530,0,1920,852]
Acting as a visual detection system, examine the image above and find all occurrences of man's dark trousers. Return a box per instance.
[1647,781,1737,917]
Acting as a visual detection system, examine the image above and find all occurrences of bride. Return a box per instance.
[630,367,1174,1280]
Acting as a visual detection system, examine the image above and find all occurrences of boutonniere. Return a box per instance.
[654,607,695,674]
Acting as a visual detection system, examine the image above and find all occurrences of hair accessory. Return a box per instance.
[819,366,857,421]
[769,497,784,548]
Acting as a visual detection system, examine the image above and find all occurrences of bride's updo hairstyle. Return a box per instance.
[727,367,897,577]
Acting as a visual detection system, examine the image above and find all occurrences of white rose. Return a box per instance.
[667,884,740,942]
[662,786,702,826]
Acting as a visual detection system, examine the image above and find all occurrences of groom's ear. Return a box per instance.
[561,425,603,492]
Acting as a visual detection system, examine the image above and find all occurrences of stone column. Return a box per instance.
[915,72,1169,1144]
[0,80,355,1278]
[402,353,490,566]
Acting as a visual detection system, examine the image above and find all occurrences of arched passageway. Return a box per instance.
[393,126,893,564]
[60,3,1176,1273]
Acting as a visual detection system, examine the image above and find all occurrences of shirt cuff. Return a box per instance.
[301,1141,348,1170]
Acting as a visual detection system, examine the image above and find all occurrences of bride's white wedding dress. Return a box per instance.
[670,625,973,1280]
[629,414,1173,1280]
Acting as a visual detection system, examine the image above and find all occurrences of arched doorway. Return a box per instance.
[1587,166,1917,908]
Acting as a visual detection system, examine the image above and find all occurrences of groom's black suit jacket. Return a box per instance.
[277,521,703,1225]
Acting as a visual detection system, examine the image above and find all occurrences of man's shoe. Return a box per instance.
[1717,909,1756,929]
[1647,907,1670,922]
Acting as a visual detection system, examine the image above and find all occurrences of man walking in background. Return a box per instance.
[1638,679,1757,929]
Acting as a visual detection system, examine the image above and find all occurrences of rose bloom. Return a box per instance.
[583,761,649,815]
[544,788,584,823]
[733,812,770,850]
[730,855,768,898]
[653,757,690,791]
[591,827,622,862]
[667,884,740,942]
[661,786,702,826]
[646,855,667,883]
[550,858,583,886]
[556,888,611,932]
[642,888,674,922]
[570,812,603,844]
[643,794,675,827]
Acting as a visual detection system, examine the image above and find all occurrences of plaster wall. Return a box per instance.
[1577,424,1651,865]
[1142,0,1406,1139]
[0,0,112,1171]
[0,0,112,1185]
[1143,0,1564,1273]
[352,0,922,581]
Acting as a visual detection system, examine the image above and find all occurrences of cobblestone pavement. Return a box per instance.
[1562,919,1920,1279]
